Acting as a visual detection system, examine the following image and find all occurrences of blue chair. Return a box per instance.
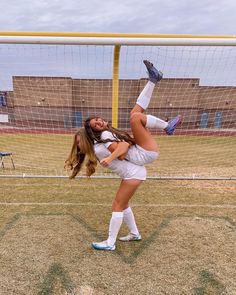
[0,152,15,169]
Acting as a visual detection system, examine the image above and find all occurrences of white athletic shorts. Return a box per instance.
[101,130,159,166]
[94,142,147,180]
[125,144,159,166]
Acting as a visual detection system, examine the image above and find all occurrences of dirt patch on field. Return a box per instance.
[0,212,235,295]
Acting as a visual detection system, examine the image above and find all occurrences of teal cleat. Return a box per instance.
[92,240,115,251]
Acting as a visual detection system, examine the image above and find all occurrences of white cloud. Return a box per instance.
[0,0,236,34]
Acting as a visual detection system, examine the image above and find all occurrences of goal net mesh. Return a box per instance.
[0,43,235,179]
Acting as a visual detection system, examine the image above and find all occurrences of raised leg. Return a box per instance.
[131,60,163,115]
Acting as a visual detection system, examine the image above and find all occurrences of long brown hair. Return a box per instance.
[84,116,135,145]
[65,128,97,179]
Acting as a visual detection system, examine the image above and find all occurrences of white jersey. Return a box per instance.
[101,130,159,166]
[94,143,146,180]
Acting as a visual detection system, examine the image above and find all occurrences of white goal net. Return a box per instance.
[0,34,235,179]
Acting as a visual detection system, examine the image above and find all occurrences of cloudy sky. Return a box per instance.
[1,0,236,90]
[0,0,236,34]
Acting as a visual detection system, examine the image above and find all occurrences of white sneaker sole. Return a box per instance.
[92,242,115,251]
[119,236,142,242]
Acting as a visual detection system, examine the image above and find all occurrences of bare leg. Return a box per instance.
[112,179,142,211]
[107,179,142,246]
[130,112,158,152]
[130,80,168,130]
[92,179,142,250]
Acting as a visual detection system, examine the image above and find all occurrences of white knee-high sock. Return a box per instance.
[146,114,168,129]
[136,81,155,110]
[107,212,123,246]
[123,207,140,236]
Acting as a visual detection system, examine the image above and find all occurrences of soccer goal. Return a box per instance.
[0,32,235,179]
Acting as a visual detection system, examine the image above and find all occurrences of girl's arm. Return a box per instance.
[108,142,128,160]
[100,142,130,167]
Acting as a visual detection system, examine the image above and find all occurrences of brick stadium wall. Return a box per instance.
[1,76,235,129]
[12,76,73,107]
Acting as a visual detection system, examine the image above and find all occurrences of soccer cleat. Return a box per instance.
[91,240,116,251]
[119,233,142,242]
[143,60,163,84]
[165,115,182,135]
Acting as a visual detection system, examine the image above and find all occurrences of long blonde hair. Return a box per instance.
[65,128,97,179]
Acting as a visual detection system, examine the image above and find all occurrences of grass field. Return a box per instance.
[0,177,235,295]
[1,134,236,178]
[0,133,236,294]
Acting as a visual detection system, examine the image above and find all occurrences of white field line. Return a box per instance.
[0,202,236,209]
